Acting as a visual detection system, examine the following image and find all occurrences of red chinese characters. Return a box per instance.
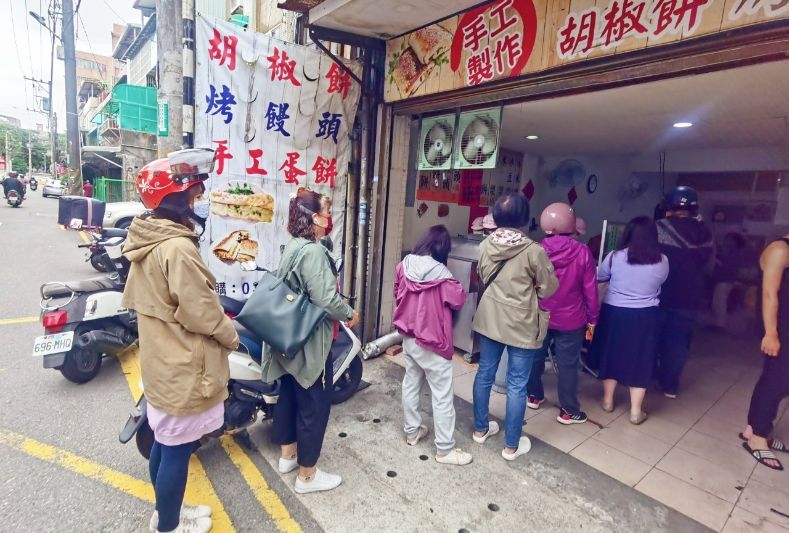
[651,0,712,36]
[450,0,538,87]
[279,152,306,185]
[213,140,233,175]
[600,0,648,47]
[267,47,301,87]
[208,29,237,71]
[326,63,352,100]
[246,149,268,176]
[312,157,338,189]
[558,9,597,58]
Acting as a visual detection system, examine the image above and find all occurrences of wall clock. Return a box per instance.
[586,174,598,194]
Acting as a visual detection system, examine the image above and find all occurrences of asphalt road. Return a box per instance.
[0,191,321,533]
[0,191,710,533]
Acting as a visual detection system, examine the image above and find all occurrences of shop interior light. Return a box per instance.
[525,135,539,140]
[673,122,693,128]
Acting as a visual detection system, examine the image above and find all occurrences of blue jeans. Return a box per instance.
[527,328,585,415]
[473,334,537,449]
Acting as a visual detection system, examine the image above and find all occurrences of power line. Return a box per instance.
[77,12,109,86]
[101,0,125,22]
[8,0,32,110]
[23,0,36,77]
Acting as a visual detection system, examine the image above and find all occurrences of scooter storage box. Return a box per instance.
[58,196,106,228]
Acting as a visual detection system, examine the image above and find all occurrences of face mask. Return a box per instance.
[324,216,333,234]
[193,199,210,220]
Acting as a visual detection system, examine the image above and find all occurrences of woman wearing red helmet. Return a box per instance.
[122,149,239,533]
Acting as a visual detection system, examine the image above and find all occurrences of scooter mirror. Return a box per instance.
[240,260,259,272]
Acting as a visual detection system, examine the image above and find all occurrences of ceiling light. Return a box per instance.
[525,135,539,140]
[673,122,693,128]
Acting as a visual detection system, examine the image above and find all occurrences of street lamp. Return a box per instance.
[29,11,62,42]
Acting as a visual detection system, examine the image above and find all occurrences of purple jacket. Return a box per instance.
[393,255,466,359]
[539,235,600,330]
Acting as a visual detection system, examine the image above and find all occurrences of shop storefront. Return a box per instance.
[345,0,789,343]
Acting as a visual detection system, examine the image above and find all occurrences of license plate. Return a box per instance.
[32,332,74,356]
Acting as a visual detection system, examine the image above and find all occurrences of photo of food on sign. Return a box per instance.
[389,25,453,97]
[212,230,260,265]
[210,181,275,223]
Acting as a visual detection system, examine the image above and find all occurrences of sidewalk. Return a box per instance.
[384,329,788,532]
[249,357,710,532]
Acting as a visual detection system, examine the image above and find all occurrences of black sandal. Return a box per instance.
[742,442,784,471]
[738,433,787,454]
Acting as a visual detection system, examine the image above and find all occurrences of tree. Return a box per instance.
[0,121,64,174]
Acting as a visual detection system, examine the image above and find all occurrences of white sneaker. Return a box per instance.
[501,436,532,461]
[278,456,298,474]
[472,421,500,444]
[435,448,473,466]
[294,469,342,494]
[149,506,212,532]
[155,516,212,533]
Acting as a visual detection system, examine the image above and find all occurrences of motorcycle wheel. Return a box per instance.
[59,346,102,383]
[90,252,109,273]
[332,355,362,405]
[136,420,154,460]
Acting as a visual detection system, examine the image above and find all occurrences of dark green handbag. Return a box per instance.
[236,242,327,358]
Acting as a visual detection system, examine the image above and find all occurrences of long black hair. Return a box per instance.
[412,225,452,265]
[619,216,662,265]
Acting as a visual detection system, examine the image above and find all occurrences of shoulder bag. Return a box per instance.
[236,241,328,358]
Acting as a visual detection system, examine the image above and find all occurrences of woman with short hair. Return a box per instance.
[472,193,559,461]
[591,216,669,425]
[263,189,359,493]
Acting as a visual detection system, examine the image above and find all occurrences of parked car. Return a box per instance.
[103,201,146,229]
[42,178,66,198]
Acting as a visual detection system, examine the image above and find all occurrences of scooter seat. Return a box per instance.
[42,275,119,298]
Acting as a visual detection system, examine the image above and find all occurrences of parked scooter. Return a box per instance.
[35,235,137,383]
[83,227,130,274]
[120,318,362,459]
[29,177,38,191]
[6,190,22,207]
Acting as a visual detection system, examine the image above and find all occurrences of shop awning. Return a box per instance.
[82,146,123,168]
[299,0,481,39]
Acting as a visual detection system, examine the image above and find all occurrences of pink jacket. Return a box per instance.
[393,255,466,359]
[539,235,600,330]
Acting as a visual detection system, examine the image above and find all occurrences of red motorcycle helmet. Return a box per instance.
[136,148,216,209]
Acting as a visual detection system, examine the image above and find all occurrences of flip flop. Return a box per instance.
[738,433,787,454]
[742,442,784,471]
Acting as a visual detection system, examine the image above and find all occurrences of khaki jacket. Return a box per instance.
[122,216,239,416]
[473,228,559,349]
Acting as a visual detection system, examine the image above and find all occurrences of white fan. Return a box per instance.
[549,159,586,188]
[618,174,650,210]
[418,114,455,171]
[454,108,501,169]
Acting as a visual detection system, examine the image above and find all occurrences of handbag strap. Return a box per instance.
[278,241,318,293]
[483,242,533,291]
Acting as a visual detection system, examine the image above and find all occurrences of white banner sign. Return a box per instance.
[195,15,362,299]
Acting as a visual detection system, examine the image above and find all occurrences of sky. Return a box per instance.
[0,0,142,131]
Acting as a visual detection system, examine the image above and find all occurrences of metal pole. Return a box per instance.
[48,9,57,175]
[181,0,195,148]
[61,0,81,192]
[157,0,184,157]
[28,133,32,174]
[5,132,11,173]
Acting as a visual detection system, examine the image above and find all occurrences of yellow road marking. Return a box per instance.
[79,230,91,244]
[0,316,39,325]
[221,437,303,533]
[118,346,235,532]
[0,429,155,502]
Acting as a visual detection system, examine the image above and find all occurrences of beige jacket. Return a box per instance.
[122,215,239,416]
[472,228,559,349]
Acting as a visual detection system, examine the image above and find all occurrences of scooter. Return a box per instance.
[83,228,129,274]
[29,177,38,191]
[35,235,137,383]
[119,319,362,459]
[6,190,22,207]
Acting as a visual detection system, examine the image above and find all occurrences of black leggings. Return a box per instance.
[747,340,789,438]
[149,439,199,532]
[271,358,333,468]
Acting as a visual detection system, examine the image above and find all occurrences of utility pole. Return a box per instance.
[156,0,184,157]
[4,132,11,173]
[157,0,184,157]
[28,132,33,175]
[61,0,82,193]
